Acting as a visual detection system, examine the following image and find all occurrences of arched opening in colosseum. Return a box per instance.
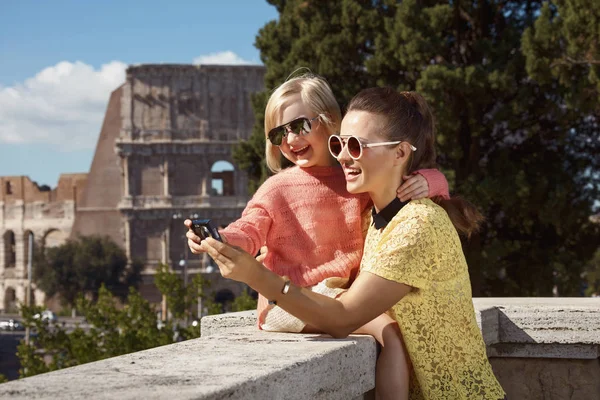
[23,230,34,271]
[210,161,235,196]
[4,287,17,313]
[44,229,69,248]
[3,230,16,268]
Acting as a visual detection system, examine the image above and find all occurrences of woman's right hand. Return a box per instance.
[184,219,206,254]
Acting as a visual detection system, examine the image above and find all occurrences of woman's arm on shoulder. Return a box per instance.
[397,169,450,201]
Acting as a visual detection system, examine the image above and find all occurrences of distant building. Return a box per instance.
[0,64,265,312]
[0,174,87,312]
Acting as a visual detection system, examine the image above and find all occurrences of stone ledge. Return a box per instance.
[474,298,600,359]
[0,325,376,400]
[203,298,600,360]
[1,298,598,399]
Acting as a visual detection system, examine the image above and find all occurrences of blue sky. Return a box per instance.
[0,0,278,187]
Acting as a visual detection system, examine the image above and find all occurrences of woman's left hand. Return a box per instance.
[200,237,265,285]
[397,174,429,201]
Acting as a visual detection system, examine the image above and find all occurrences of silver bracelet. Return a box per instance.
[268,276,291,306]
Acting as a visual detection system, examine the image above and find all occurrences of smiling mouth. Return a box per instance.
[343,164,362,180]
[291,145,309,156]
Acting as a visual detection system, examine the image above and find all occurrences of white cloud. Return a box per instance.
[0,60,127,149]
[0,53,259,150]
[193,51,258,65]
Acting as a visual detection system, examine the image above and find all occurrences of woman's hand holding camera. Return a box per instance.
[184,219,206,254]
[200,237,265,285]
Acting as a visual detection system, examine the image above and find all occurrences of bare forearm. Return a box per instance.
[198,237,406,337]
[248,268,356,338]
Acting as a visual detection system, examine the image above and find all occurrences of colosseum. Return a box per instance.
[0,64,265,313]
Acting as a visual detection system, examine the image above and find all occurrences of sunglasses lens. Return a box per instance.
[268,127,284,145]
[347,137,362,158]
[329,136,343,157]
[289,118,309,135]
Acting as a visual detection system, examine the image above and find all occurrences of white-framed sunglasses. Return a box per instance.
[328,134,417,160]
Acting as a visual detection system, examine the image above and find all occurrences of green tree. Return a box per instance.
[234,0,600,296]
[34,236,143,307]
[153,263,220,321]
[16,264,225,378]
[231,288,258,312]
[522,0,600,111]
[15,262,257,379]
[17,286,175,378]
[583,247,600,296]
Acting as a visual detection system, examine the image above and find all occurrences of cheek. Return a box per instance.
[361,158,385,179]
[310,130,331,149]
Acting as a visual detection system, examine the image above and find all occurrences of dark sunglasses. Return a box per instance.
[267,115,320,146]
[328,134,417,160]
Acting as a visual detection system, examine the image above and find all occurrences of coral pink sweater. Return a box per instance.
[220,166,449,326]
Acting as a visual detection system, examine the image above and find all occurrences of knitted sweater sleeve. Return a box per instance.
[414,168,450,200]
[219,184,275,256]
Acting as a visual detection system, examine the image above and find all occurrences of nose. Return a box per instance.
[285,129,301,146]
[335,140,352,163]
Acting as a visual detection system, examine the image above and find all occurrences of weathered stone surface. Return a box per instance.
[473,298,600,360]
[1,299,598,399]
[201,309,256,336]
[490,358,600,400]
[0,327,377,400]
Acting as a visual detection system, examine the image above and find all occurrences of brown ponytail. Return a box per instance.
[432,196,484,238]
[347,87,484,237]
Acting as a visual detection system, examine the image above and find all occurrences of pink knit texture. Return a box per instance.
[414,168,450,199]
[220,165,448,327]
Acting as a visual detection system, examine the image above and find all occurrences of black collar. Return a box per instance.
[372,197,409,229]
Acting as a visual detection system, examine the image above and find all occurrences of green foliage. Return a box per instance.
[231,289,258,312]
[15,264,247,379]
[17,286,174,378]
[33,235,143,307]
[522,0,600,111]
[235,0,600,296]
[154,263,215,321]
[584,248,600,296]
[0,374,7,383]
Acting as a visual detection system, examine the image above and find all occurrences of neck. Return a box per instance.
[369,169,405,212]
[312,154,338,168]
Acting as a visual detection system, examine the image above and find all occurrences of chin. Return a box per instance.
[345,181,364,194]
[295,159,315,168]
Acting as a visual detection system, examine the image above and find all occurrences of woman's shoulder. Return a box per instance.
[383,199,452,241]
[397,198,446,223]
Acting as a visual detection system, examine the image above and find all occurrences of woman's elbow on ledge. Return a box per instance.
[329,329,351,339]
[325,322,355,339]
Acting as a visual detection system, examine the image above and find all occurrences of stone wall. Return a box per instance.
[0,174,88,311]
[108,64,265,303]
[1,64,266,310]
[1,298,598,399]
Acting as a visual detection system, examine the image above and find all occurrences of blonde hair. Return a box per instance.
[264,73,341,173]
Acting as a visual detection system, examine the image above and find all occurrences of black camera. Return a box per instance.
[191,219,223,242]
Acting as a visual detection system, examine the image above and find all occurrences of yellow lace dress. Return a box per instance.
[360,199,506,399]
